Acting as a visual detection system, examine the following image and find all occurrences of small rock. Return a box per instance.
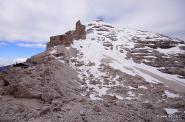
[80,110,85,116]
[104,102,111,107]
[79,97,87,103]
[40,106,51,116]
[82,116,88,122]
[93,105,101,112]
[0,95,2,100]
[53,107,61,112]
[142,102,154,110]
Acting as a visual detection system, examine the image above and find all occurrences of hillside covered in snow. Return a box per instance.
[0,20,185,122]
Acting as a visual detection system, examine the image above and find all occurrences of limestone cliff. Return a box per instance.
[47,20,86,48]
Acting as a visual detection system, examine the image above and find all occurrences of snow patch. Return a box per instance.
[155,46,184,55]
[138,86,147,89]
[164,90,179,98]
[13,58,27,63]
[127,91,135,97]
[164,108,178,115]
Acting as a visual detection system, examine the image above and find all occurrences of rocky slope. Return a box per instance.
[0,20,185,122]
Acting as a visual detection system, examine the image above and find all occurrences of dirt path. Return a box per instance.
[134,67,185,93]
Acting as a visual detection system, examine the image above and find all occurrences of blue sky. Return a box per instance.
[0,41,44,65]
[0,0,185,65]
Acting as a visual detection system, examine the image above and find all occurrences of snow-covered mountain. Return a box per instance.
[73,21,185,98]
[43,20,185,100]
[0,20,185,122]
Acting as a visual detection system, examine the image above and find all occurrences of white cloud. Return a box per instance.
[0,0,184,42]
[17,43,46,48]
[0,58,12,66]
[0,57,28,66]
[13,58,27,64]
[87,0,185,40]
[0,0,88,42]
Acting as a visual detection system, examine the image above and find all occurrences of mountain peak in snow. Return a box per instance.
[28,20,185,95]
[1,20,185,121]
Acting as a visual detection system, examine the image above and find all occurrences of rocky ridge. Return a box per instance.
[0,20,185,122]
[47,20,86,48]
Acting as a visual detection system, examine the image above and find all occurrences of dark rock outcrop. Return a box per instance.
[47,20,86,48]
[74,20,86,40]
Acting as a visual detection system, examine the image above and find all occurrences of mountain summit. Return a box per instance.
[0,20,185,122]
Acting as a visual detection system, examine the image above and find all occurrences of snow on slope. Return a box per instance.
[67,21,185,100]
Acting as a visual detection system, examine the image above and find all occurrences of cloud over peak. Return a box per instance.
[0,0,184,43]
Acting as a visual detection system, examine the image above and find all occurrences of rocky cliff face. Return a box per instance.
[125,33,185,78]
[1,20,185,122]
[47,20,86,48]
